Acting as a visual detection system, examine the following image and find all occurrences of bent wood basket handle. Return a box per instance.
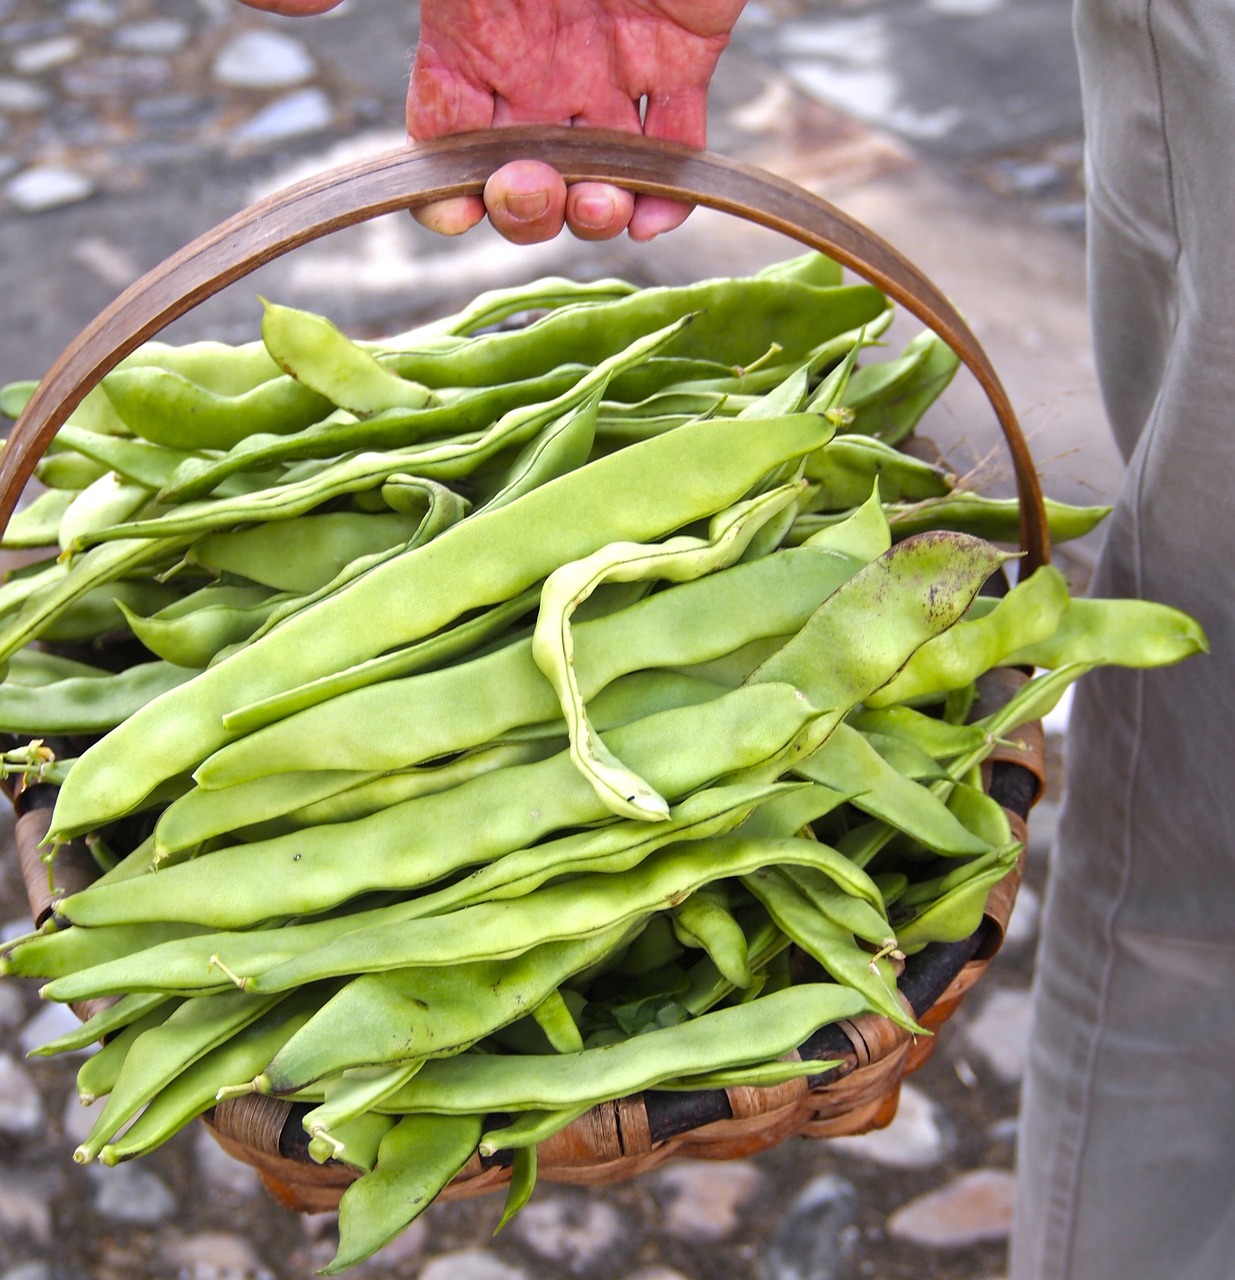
[0,126,1049,569]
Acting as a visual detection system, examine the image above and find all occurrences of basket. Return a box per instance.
[0,128,1049,1214]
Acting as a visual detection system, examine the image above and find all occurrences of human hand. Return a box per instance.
[238,0,746,243]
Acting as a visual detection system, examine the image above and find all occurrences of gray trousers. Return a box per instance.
[1010,0,1235,1276]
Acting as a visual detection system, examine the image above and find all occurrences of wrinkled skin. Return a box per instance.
[237,0,746,242]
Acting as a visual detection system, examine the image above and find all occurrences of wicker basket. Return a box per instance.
[0,128,1049,1213]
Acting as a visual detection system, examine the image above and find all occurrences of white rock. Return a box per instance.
[194,1127,263,1195]
[418,1251,526,1280]
[113,18,191,54]
[5,167,96,214]
[2,1262,53,1280]
[0,76,51,112]
[212,30,315,89]
[830,1082,951,1169]
[0,1173,53,1244]
[886,1168,1015,1247]
[651,1159,766,1240]
[88,1163,176,1224]
[964,988,1033,1083]
[161,1231,274,1280]
[0,1053,43,1135]
[510,1194,624,1268]
[0,980,26,1028]
[230,88,332,146]
[11,36,83,75]
[66,0,121,25]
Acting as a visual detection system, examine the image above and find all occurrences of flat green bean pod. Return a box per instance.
[52,409,840,836]
[102,365,333,450]
[531,480,808,820]
[2,489,74,549]
[62,684,821,931]
[373,983,869,1116]
[326,1114,483,1275]
[261,301,434,417]
[260,925,635,1093]
[0,660,198,735]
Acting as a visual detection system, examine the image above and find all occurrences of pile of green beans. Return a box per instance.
[0,253,1206,1273]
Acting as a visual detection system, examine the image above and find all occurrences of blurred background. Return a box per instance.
[0,3,1117,1278]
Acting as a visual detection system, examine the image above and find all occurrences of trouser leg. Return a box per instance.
[1011,1,1235,1277]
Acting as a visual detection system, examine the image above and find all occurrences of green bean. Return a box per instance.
[326,1114,483,1275]
[378,279,888,388]
[672,889,754,988]
[187,510,427,594]
[260,301,435,416]
[28,992,169,1056]
[36,450,109,491]
[776,864,892,946]
[3,379,128,435]
[306,1112,397,1173]
[741,867,913,1028]
[53,406,840,837]
[417,274,639,337]
[101,366,332,450]
[479,1105,591,1157]
[802,436,954,512]
[659,1057,835,1091]
[46,424,211,494]
[159,367,589,504]
[791,493,1112,546]
[6,650,110,685]
[475,383,600,513]
[868,566,1070,707]
[0,537,192,664]
[375,983,869,1116]
[260,926,634,1094]
[300,1060,426,1161]
[2,489,74,549]
[1002,596,1209,669]
[846,704,987,760]
[0,660,198,735]
[62,684,821,931]
[58,474,153,553]
[755,250,843,287]
[792,724,991,856]
[40,578,186,645]
[529,989,585,1054]
[119,584,286,669]
[73,1001,177,1105]
[115,337,282,395]
[841,329,959,445]
[495,1147,537,1235]
[386,780,791,925]
[747,532,1010,773]
[212,543,856,785]
[894,847,1020,953]
[74,987,292,1162]
[532,481,807,819]
[98,996,319,1167]
[247,831,888,995]
[0,918,207,981]
[234,583,539,734]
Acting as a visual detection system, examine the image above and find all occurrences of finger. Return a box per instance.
[483,160,569,245]
[412,195,488,237]
[234,0,344,12]
[406,44,496,236]
[629,88,710,241]
[565,182,635,242]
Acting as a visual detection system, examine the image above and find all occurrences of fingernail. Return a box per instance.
[504,191,550,222]
[574,193,616,230]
